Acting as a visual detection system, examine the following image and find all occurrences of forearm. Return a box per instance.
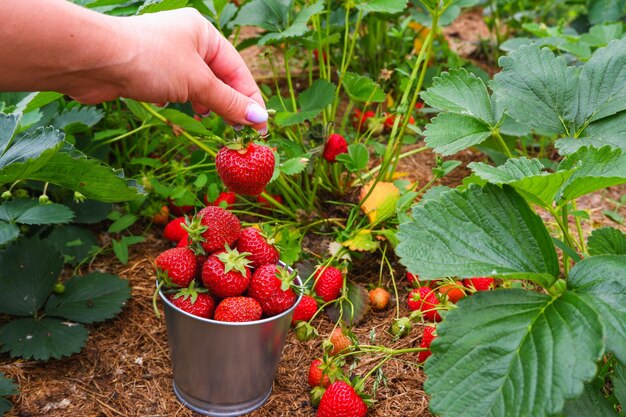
[0,0,132,98]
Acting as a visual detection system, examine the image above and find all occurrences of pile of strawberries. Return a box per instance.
[154,205,300,322]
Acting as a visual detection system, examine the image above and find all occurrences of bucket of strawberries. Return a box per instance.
[154,205,302,417]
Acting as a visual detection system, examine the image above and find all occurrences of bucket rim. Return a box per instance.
[158,261,303,326]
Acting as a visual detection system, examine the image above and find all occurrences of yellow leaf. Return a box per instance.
[360,181,400,223]
[343,230,380,252]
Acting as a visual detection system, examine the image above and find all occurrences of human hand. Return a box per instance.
[71,8,268,132]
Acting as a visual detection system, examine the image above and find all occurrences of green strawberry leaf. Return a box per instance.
[45,272,131,324]
[421,68,496,125]
[274,80,335,127]
[568,254,626,364]
[425,289,603,417]
[580,24,624,47]
[556,136,626,155]
[335,143,369,172]
[342,72,386,103]
[0,372,17,415]
[356,0,409,14]
[280,155,310,175]
[397,184,559,287]
[0,113,20,151]
[575,38,626,125]
[0,317,88,361]
[52,106,104,134]
[588,0,626,25]
[0,237,63,316]
[556,146,626,203]
[0,222,19,246]
[469,157,572,208]
[612,361,626,408]
[46,225,100,266]
[137,0,188,14]
[14,91,63,114]
[587,227,626,256]
[423,113,492,156]
[27,146,144,202]
[493,44,577,135]
[0,199,74,225]
[561,380,620,417]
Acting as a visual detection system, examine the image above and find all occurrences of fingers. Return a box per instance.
[193,22,267,131]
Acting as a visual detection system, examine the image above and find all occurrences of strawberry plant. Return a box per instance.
[0,373,17,415]
[396,38,626,417]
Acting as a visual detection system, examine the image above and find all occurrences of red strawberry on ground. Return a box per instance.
[236,227,279,268]
[201,247,252,299]
[352,109,375,133]
[167,199,194,217]
[248,264,297,317]
[291,294,318,324]
[408,286,441,322]
[369,287,390,311]
[214,296,262,322]
[185,206,240,253]
[168,283,215,319]
[313,265,344,302]
[316,381,367,417]
[163,217,187,242]
[322,133,348,162]
[463,277,495,292]
[215,142,275,196]
[406,272,420,287]
[383,114,415,132]
[204,191,237,210]
[308,358,340,388]
[418,325,437,362]
[155,247,198,288]
[152,205,170,225]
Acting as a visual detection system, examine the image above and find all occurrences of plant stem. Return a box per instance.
[492,129,514,158]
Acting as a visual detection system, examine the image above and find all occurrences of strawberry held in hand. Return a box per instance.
[216,142,275,196]
[316,381,367,417]
[322,133,348,162]
[201,246,252,299]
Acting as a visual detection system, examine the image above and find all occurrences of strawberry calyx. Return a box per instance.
[341,377,375,408]
[275,265,298,292]
[171,281,208,305]
[216,245,252,276]
[181,215,208,255]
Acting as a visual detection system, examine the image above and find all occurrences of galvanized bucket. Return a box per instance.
[159,265,302,417]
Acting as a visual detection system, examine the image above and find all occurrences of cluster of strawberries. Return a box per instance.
[406,272,495,361]
[154,205,298,322]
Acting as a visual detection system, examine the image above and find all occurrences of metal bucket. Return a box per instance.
[159,265,302,417]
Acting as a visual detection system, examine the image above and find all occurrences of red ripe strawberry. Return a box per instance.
[155,247,198,287]
[308,358,335,388]
[257,193,283,207]
[163,217,187,242]
[415,101,424,110]
[248,264,297,316]
[204,191,236,210]
[236,227,279,268]
[369,287,390,311]
[168,286,215,319]
[312,48,327,63]
[214,296,262,322]
[408,286,441,322]
[322,133,348,162]
[192,206,240,253]
[167,199,194,217]
[352,109,375,133]
[438,280,466,303]
[291,294,318,324]
[313,266,343,302]
[463,277,495,292]
[316,381,367,417]
[176,232,190,248]
[201,247,252,299]
[384,114,415,132]
[418,325,437,362]
[215,142,275,196]
[152,205,170,225]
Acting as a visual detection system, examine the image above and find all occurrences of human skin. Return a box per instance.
[0,0,268,131]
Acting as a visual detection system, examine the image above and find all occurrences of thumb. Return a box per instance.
[191,64,268,129]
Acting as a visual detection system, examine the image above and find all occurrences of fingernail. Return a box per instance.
[157,102,169,108]
[258,126,268,136]
[201,110,211,118]
[246,103,268,124]
[233,124,244,131]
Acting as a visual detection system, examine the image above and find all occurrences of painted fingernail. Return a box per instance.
[157,102,169,108]
[258,126,268,136]
[245,103,268,124]
[233,124,244,131]
[200,110,211,118]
